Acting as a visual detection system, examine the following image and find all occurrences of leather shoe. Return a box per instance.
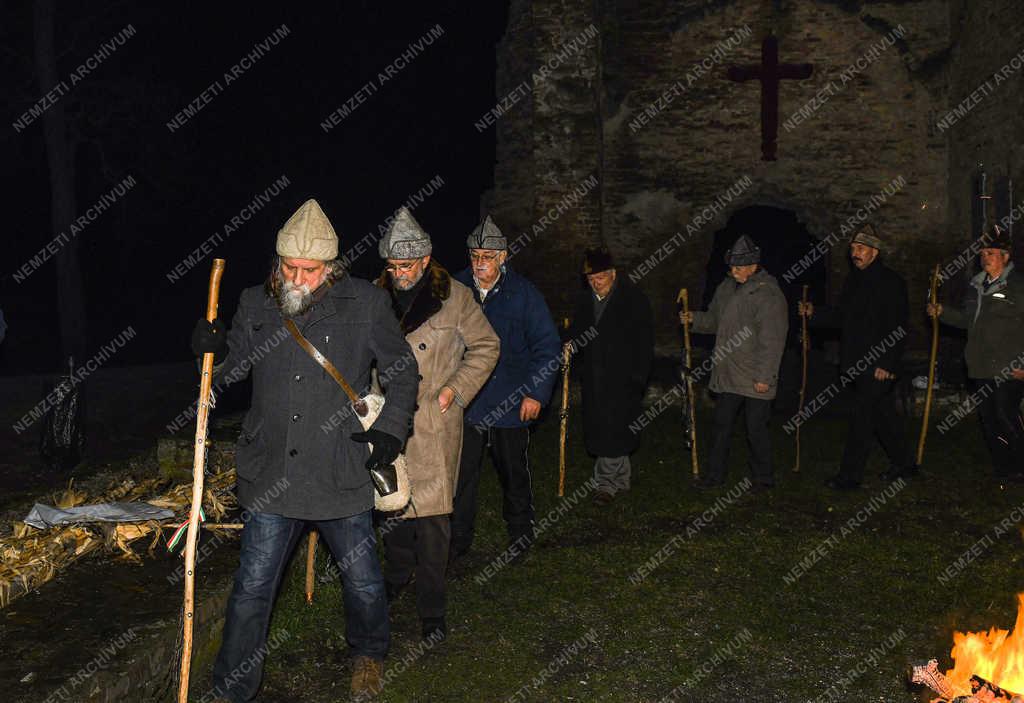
[422,617,447,643]
[824,476,861,491]
[351,656,384,698]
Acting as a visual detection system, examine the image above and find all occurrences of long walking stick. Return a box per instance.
[678,289,699,477]
[558,318,571,497]
[305,531,319,604]
[794,285,809,472]
[916,264,941,466]
[178,258,225,703]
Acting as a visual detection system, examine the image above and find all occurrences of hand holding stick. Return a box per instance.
[558,318,571,497]
[677,289,699,477]
[916,264,941,467]
[794,285,809,472]
[178,258,225,703]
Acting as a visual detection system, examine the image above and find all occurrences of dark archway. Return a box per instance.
[702,205,828,348]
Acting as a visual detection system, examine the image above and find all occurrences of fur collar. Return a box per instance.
[376,260,452,334]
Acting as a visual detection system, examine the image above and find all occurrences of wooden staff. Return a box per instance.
[558,317,571,497]
[677,289,699,477]
[916,264,941,466]
[794,285,810,472]
[305,531,319,604]
[178,258,225,703]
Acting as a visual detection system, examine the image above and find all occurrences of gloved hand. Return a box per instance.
[191,318,227,361]
[350,428,402,470]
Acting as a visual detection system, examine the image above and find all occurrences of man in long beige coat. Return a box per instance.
[375,207,499,642]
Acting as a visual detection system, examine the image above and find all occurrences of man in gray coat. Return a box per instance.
[191,199,418,700]
[928,226,1024,480]
[681,235,787,489]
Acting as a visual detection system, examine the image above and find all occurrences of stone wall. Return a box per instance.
[494,0,965,352]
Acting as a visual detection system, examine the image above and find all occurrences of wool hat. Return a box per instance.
[378,207,432,259]
[276,199,339,261]
[467,215,507,250]
[582,248,615,274]
[851,223,882,250]
[981,225,1013,251]
[725,234,760,266]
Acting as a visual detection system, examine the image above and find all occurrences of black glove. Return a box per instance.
[351,428,402,496]
[350,428,401,470]
[191,318,227,361]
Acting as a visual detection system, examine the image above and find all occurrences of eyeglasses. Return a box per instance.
[385,261,420,274]
[469,252,500,263]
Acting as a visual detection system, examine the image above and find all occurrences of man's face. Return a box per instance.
[385,255,430,291]
[729,263,758,284]
[278,257,328,316]
[586,269,616,298]
[849,243,879,270]
[980,248,1010,279]
[469,248,506,287]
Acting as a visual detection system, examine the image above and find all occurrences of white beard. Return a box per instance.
[279,279,313,316]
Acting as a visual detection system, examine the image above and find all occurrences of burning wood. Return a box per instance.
[911,594,1024,702]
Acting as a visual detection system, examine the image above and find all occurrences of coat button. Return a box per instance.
[292,413,301,422]
[418,343,427,350]
[289,448,298,457]
[294,374,302,382]
[417,374,423,381]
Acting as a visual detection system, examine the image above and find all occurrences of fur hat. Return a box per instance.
[851,223,882,250]
[725,234,760,266]
[379,207,432,259]
[276,199,338,260]
[467,215,507,250]
[582,248,615,274]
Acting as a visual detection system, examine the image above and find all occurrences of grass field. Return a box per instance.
[206,398,1024,702]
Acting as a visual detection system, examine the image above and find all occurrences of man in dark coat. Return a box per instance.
[567,248,654,505]
[451,215,561,559]
[799,224,912,490]
[928,225,1024,480]
[681,235,787,490]
[191,199,418,700]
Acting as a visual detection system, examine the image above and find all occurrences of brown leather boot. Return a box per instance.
[351,655,384,698]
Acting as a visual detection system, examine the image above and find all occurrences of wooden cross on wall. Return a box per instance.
[726,35,813,161]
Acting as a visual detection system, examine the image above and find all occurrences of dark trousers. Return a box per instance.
[706,392,773,486]
[972,378,1024,477]
[451,423,534,552]
[839,376,909,483]
[383,515,450,621]
[212,510,388,703]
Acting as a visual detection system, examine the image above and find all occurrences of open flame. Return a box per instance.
[946,593,1024,696]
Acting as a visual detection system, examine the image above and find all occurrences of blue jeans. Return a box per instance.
[211,510,388,702]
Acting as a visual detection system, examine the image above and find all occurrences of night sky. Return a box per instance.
[2,2,509,373]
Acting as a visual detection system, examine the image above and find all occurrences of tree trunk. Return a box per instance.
[34,0,87,362]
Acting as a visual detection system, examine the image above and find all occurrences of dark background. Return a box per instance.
[1,2,509,374]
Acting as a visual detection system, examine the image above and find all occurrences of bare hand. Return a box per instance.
[753,382,770,394]
[797,301,814,318]
[1011,369,1024,381]
[438,386,456,413]
[926,302,942,318]
[519,396,542,422]
[874,367,894,381]
[679,311,693,325]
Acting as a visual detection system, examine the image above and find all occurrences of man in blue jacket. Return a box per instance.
[451,215,561,559]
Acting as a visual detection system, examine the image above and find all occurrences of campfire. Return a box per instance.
[913,594,1024,702]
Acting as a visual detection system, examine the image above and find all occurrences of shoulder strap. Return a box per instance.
[284,319,368,417]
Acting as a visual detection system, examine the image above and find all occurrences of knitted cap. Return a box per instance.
[277,199,339,260]
[582,248,615,274]
[378,207,432,259]
[467,215,507,250]
[725,234,760,266]
[851,223,882,250]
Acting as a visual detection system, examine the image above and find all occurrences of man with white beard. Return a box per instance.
[191,198,418,700]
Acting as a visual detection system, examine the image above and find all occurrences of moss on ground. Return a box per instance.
[233,405,1023,702]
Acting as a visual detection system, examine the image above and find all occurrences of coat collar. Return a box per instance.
[376,260,451,334]
[261,272,356,332]
[971,261,1015,291]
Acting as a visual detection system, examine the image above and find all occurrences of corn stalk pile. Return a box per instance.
[0,467,237,608]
